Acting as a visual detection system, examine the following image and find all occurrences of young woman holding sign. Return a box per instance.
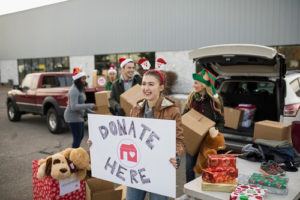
[183,69,223,183]
[126,69,185,200]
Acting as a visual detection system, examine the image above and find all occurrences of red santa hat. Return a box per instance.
[156,58,167,70]
[72,67,86,80]
[138,58,151,70]
[119,57,133,68]
[108,65,117,74]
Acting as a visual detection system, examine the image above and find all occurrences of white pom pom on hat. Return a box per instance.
[72,67,86,80]
[108,66,117,74]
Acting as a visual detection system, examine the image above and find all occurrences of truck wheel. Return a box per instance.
[7,102,21,121]
[46,108,64,134]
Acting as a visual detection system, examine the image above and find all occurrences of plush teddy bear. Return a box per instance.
[193,127,226,174]
[37,153,73,180]
[61,147,90,180]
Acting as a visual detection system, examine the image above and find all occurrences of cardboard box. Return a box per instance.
[120,84,143,116]
[32,160,86,200]
[86,178,122,200]
[253,120,290,141]
[95,91,111,115]
[224,107,243,129]
[182,109,216,156]
[115,185,127,200]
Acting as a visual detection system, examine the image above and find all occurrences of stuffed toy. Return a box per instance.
[194,127,226,174]
[61,147,90,180]
[37,153,72,180]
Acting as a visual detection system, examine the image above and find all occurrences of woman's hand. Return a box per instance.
[169,157,179,169]
[87,139,93,148]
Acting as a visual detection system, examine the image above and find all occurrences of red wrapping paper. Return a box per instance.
[32,160,86,200]
[202,167,238,183]
[207,154,236,168]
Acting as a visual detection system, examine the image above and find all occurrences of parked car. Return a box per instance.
[189,44,300,150]
[6,72,101,134]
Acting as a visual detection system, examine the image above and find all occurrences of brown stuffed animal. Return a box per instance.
[61,147,90,180]
[193,127,226,174]
[37,153,72,180]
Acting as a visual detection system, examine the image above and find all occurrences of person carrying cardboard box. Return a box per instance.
[109,57,142,116]
[183,69,224,183]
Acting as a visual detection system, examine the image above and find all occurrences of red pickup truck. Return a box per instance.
[6,72,101,134]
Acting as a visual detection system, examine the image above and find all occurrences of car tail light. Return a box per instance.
[284,103,300,117]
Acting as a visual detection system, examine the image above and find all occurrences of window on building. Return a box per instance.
[17,56,69,83]
[94,52,155,76]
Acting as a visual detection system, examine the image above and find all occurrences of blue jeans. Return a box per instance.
[185,153,197,183]
[69,122,84,148]
[126,187,168,200]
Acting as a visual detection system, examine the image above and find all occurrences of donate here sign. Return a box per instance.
[88,114,176,198]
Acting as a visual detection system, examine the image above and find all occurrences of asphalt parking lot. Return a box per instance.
[0,85,186,200]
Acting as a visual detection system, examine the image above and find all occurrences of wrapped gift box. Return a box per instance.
[32,160,86,200]
[202,167,238,183]
[207,154,236,168]
[230,184,266,200]
[202,180,237,193]
[248,173,288,189]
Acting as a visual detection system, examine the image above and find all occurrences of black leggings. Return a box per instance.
[69,122,84,148]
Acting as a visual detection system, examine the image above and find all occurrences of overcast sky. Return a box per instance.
[0,0,68,16]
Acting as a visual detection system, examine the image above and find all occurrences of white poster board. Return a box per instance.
[88,114,176,198]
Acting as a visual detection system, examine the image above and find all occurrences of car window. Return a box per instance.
[220,81,274,95]
[21,74,33,89]
[256,82,274,94]
[290,78,300,97]
[58,76,73,87]
[42,76,60,88]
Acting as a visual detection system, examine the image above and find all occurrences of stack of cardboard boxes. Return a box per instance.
[94,91,112,115]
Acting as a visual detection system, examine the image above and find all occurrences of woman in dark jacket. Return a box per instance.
[184,70,223,183]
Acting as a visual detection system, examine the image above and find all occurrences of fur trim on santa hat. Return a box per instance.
[72,67,86,80]
[138,58,151,70]
[108,66,117,74]
[119,57,133,68]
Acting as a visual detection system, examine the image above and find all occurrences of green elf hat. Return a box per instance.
[192,69,219,99]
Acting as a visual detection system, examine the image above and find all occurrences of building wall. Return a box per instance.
[69,56,95,87]
[0,0,299,60]
[0,60,18,85]
[156,51,194,94]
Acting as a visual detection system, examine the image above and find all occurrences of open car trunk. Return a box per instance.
[189,44,287,150]
[217,78,280,138]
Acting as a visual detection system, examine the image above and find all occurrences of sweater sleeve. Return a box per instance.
[69,88,94,111]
